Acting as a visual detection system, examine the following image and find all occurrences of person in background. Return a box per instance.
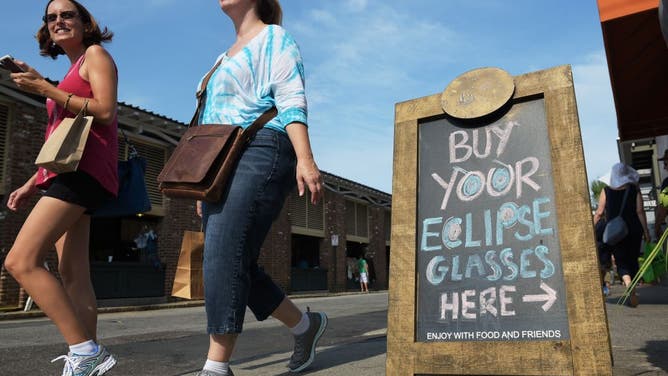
[358,256,369,293]
[3,0,118,375]
[654,149,668,239]
[192,1,327,375]
[594,216,613,296]
[594,163,650,307]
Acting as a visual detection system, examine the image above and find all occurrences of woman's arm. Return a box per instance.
[6,172,39,211]
[593,189,606,225]
[63,45,118,124]
[286,122,322,205]
[270,31,322,203]
[10,46,118,125]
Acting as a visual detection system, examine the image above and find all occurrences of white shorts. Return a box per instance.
[360,272,368,284]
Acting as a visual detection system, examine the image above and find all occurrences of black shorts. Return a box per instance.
[42,171,112,213]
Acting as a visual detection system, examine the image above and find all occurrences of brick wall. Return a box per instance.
[368,206,389,290]
[324,191,347,292]
[0,100,49,307]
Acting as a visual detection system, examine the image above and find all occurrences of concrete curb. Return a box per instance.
[0,300,205,321]
[0,290,379,321]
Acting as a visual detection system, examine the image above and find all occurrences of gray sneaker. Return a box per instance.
[51,345,116,376]
[196,369,234,376]
[288,308,328,372]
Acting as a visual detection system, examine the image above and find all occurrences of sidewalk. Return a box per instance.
[0,290,357,321]
[0,297,205,321]
[603,278,668,375]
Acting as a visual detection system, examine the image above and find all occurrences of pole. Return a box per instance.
[332,245,337,291]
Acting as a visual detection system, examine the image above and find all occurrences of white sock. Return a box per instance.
[203,359,229,375]
[290,312,310,336]
[69,340,98,355]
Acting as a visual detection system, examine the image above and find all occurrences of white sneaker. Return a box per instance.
[52,345,116,376]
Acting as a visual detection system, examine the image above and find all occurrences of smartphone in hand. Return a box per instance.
[0,55,24,73]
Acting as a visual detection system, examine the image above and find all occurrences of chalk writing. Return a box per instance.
[416,99,569,342]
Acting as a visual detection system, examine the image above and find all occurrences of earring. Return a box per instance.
[51,41,57,48]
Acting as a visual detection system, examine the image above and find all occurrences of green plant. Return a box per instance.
[619,229,668,305]
[590,179,607,210]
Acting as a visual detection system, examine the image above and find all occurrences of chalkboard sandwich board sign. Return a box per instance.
[387,66,612,376]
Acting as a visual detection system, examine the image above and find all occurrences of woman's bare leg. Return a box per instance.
[55,214,97,341]
[622,274,639,307]
[207,334,238,362]
[271,297,302,328]
[3,197,91,344]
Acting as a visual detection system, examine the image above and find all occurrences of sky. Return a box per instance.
[0,1,620,194]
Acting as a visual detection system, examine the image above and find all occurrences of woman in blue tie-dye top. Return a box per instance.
[193,1,328,375]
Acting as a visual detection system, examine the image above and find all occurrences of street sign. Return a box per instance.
[387,66,612,375]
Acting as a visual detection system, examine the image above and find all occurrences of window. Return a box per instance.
[346,200,369,242]
[291,234,321,268]
[288,190,325,237]
[119,135,167,216]
[0,103,9,195]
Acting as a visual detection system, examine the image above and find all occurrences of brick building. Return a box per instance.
[0,73,391,308]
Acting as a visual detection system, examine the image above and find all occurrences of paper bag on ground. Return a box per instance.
[171,230,204,299]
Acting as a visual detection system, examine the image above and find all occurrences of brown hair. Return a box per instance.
[256,0,282,25]
[36,0,113,59]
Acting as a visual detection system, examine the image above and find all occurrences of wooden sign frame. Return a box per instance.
[387,65,613,376]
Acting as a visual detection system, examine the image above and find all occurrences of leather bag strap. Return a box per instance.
[189,59,223,127]
[188,58,276,133]
[244,106,278,138]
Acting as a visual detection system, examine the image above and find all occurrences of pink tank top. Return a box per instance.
[36,53,118,196]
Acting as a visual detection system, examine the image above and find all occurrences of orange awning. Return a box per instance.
[597,0,668,141]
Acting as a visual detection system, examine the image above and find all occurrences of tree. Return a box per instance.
[590,180,607,211]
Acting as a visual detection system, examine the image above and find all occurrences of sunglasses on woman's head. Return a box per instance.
[43,11,78,23]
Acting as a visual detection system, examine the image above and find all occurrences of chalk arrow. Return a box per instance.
[522,281,557,311]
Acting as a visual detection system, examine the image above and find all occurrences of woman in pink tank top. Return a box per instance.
[4,1,118,374]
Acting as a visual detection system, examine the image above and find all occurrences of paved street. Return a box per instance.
[0,293,388,376]
[0,284,666,375]
[603,281,668,376]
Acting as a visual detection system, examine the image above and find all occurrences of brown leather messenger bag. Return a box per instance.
[157,59,277,202]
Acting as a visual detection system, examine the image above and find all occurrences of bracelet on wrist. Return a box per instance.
[64,93,74,111]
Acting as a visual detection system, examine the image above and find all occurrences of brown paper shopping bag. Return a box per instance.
[35,100,93,173]
[171,230,205,299]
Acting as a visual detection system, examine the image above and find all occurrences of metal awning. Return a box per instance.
[597,0,668,141]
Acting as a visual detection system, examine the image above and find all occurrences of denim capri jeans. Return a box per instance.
[202,127,296,334]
